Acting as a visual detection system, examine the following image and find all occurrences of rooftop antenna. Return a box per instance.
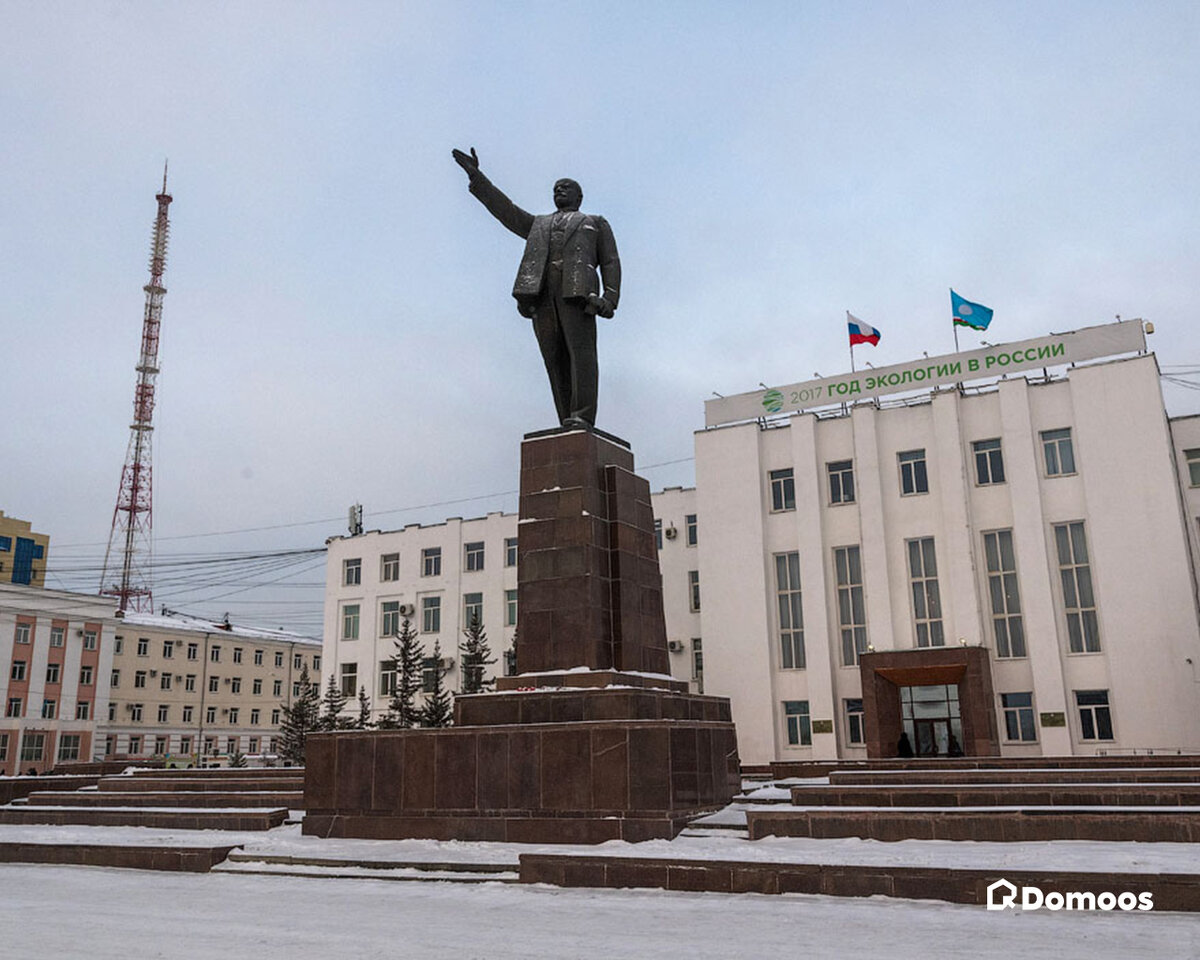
[100,167,173,612]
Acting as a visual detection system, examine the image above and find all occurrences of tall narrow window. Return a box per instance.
[1186,448,1200,487]
[685,514,698,546]
[505,537,519,567]
[1075,689,1113,740]
[464,542,485,572]
[770,469,796,511]
[1054,521,1100,652]
[1001,692,1037,742]
[898,449,928,495]
[1041,428,1076,477]
[908,537,944,647]
[984,529,1025,657]
[654,519,663,550]
[783,700,811,746]
[379,659,397,697]
[340,662,357,698]
[422,596,441,633]
[687,570,701,612]
[505,589,518,627]
[972,439,1006,485]
[380,600,401,637]
[421,547,442,577]
[464,592,483,627]
[827,460,855,504]
[835,546,868,665]
[691,638,703,690]
[341,604,360,641]
[343,558,362,586]
[845,698,864,745]
[774,552,805,669]
[381,553,400,582]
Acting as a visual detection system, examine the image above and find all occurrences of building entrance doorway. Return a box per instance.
[901,684,962,757]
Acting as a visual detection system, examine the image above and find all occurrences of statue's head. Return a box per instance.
[553,178,582,212]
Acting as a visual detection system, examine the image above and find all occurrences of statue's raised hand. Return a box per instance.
[452,147,480,177]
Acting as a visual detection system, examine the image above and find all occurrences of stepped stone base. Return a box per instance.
[0,842,238,872]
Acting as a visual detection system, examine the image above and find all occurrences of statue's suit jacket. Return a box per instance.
[469,173,621,311]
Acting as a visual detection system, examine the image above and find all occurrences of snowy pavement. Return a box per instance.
[1,863,1195,960]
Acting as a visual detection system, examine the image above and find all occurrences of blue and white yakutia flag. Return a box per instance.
[951,290,993,330]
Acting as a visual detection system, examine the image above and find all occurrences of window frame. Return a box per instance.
[834,545,868,666]
[769,468,796,512]
[898,448,929,496]
[827,459,856,505]
[983,529,1026,658]
[342,603,361,641]
[343,558,362,586]
[774,552,805,669]
[907,536,944,648]
[1075,689,1114,741]
[972,438,1006,486]
[1040,427,1077,477]
[1001,692,1038,742]
[421,547,442,578]
[381,553,400,582]
[685,514,698,547]
[422,595,442,634]
[783,700,812,747]
[1054,521,1101,653]
[464,541,485,573]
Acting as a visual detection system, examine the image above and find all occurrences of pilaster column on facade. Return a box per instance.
[1070,360,1200,752]
[695,422,776,763]
[930,390,987,651]
[850,403,895,657]
[789,414,838,758]
[996,378,1072,753]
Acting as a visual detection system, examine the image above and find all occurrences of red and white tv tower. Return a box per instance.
[100,167,173,612]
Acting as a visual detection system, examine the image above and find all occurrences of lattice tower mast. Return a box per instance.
[100,168,172,612]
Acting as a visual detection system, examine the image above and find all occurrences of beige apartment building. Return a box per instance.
[102,611,322,761]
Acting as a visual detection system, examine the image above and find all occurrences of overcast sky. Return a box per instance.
[3,1,1198,634]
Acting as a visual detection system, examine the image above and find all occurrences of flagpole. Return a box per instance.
[953,323,960,353]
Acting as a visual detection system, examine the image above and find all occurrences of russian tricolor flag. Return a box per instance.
[847,313,881,346]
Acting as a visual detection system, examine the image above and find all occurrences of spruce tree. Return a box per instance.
[355,686,373,729]
[228,750,247,768]
[279,662,320,764]
[378,618,424,729]
[318,673,350,731]
[460,614,496,694]
[420,639,453,728]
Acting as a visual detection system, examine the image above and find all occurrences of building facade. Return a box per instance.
[0,585,114,774]
[0,512,50,588]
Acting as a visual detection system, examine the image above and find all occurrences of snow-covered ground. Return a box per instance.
[0,863,1195,960]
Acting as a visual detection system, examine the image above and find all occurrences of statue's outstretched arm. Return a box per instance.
[452,147,534,239]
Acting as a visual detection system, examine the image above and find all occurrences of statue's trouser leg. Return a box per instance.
[559,303,598,425]
[531,296,572,424]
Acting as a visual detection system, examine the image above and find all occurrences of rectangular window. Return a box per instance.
[342,604,361,641]
[770,468,796,512]
[1054,521,1101,653]
[464,592,483,627]
[134,670,147,689]
[1186,448,1200,487]
[898,449,928,496]
[231,677,242,694]
[162,641,174,659]
[381,553,400,582]
[57,734,81,762]
[157,704,169,723]
[845,698,864,745]
[688,570,701,613]
[128,734,142,754]
[827,459,855,504]
[273,679,282,697]
[0,733,7,762]
[6,697,23,718]
[233,647,243,664]
[984,529,1026,658]
[252,678,262,695]
[505,537,519,567]
[152,736,167,756]
[50,626,65,647]
[505,589,518,627]
[421,658,442,695]
[41,699,56,719]
[654,519,663,550]
[180,735,192,754]
[685,514,698,546]
[774,552,804,669]
[206,706,217,724]
[76,700,90,720]
[1041,428,1076,477]
[187,643,198,660]
[203,736,216,755]
[108,703,115,721]
[210,645,221,663]
[250,709,260,726]
[14,623,31,644]
[973,438,1006,485]
[111,669,120,688]
[1076,689,1114,741]
[228,707,239,724]
[340,662,358,698]
[114,638,124,655]
[160,673,171,691]
[1002,692,1037,742]
[45,663,60,684]
[10,661,25,681]
[422,596,441,633]
[182,705,193,723]
[185,674,196,692]
[835,546,868,665]
[313,655,321,670]
[137,638,149,657]
[907,537,944,647]
[422,547,442,577]
[271,709,281,725]
[691,638,703,689]
[464,541,485,572]
[209,676,220,693]
[20,733,45,762]
[379,659,397,697]
[253,649,263,666]
[83,630,97,651]
[275,651,284,668]
[130,704,143,722]
[784,700,811,746]
[380,600,401,637]
[504,649,517,677]
[344,558,362,586]
[80,665,93,686]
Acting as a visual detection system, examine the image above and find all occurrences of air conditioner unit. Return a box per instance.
[664,525,678,540]
[174,640,183,646]
[399,603,415,617]
[149,670,158,677]
[667,640,684,653]
[76,629,85,637]
[221,708,230,715]
[440,658,455,670]
[124,703,135,712]
[223,677,232,685]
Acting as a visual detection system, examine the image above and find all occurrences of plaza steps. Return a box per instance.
[0,841,240,873]
[0,806,288,830]
[787,782,1200,807]
[96,775,304,793]
[21,790,303,808]
[212,850,519,884]
[828,767,1200,786]
[771,755,1200,779]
